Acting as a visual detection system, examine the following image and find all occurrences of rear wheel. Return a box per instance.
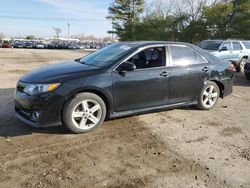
[62,93,106,134]
[196,81,220,110]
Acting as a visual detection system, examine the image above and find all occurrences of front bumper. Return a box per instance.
[14,90,65,128]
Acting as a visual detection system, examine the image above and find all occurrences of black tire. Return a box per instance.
[62,92,106,134]
[245,73,250,80]
[196,81,220,110]
[238,58,247,73]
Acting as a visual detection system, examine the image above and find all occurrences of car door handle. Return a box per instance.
[159,71,168,77]
[202,67,209,72]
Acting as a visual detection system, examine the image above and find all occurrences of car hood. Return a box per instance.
[20,60,100,83]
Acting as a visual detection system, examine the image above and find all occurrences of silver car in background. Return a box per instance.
[198,40,249,72]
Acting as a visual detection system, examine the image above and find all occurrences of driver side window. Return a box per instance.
[221,42,232,51]
[127,47,166,69]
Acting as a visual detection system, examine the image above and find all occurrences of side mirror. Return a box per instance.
[117,61,136,72]
[75,58,80,62]
[220,46,228,52]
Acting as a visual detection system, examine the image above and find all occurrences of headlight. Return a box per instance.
[23,83,60,95]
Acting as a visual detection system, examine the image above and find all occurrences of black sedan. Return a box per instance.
[15,42,234,133]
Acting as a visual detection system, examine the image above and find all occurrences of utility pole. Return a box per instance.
[67,23,70,41]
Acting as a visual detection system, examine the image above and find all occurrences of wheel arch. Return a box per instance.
[242,56,248,60]
[209,80,224,98]
[62,87,113,120]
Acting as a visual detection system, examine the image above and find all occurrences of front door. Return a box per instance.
[112,46,170,112]
[219,42,233,61]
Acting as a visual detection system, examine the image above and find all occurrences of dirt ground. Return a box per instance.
[0,48,249,188]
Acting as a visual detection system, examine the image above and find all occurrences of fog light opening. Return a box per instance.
[32,111,40,121]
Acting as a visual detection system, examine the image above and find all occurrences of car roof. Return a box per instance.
[118,41,220,63]
[201,39,250,43]
[199,40,224,43]
[119,41,194,47]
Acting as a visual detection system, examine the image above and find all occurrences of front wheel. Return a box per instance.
[62,93,106,134]
[238,58,247,73]
[196,81,220,110]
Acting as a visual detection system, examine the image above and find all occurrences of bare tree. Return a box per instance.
[146,0,219,20]
[145,0,174,17]
[52,27,62,39]
[169,0,218,19]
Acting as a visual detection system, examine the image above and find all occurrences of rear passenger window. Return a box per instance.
[233,42,242,50]
[170,46,197,66]
[195,52,207,64]
[242,41,250,49]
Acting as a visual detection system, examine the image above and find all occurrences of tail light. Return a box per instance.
[230,64,236,73]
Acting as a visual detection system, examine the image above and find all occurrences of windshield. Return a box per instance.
[242,41,250,49]
[198,41,222,50]
[79,43,137,67]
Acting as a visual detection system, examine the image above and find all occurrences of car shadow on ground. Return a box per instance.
[233,73,250,87]
[0,88,71,137]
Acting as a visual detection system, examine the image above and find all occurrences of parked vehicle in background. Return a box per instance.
[34,43,45,49]
[2,42,12,48]
[198,40,249,73]
[13,42,25,48]
[67,44,80,50]
[24,42,34,48]
[79,45,85,49]
[241,41,250,57]
[15,42,234,134]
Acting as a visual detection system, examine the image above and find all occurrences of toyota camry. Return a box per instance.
[15,42,234,133]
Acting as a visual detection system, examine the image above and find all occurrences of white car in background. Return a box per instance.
[198,40,249,72]
[241,41,250,59]
[35,43,45,49]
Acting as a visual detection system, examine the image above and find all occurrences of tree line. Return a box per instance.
[107,0,250,43]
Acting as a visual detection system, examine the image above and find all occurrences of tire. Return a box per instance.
[62,92,106,134]
[196,81,220,110]
[245,73,250,80]
[238,58,247,73]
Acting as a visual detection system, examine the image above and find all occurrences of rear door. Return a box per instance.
[231,41,243,61]
[167,45,212,104]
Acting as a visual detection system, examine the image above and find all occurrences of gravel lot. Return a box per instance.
[0,48,249,188]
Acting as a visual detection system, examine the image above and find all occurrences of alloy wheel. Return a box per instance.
[71,99,102,130]
[202,85,218,108]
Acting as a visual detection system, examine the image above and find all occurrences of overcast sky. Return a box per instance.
[0,0,119,38]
